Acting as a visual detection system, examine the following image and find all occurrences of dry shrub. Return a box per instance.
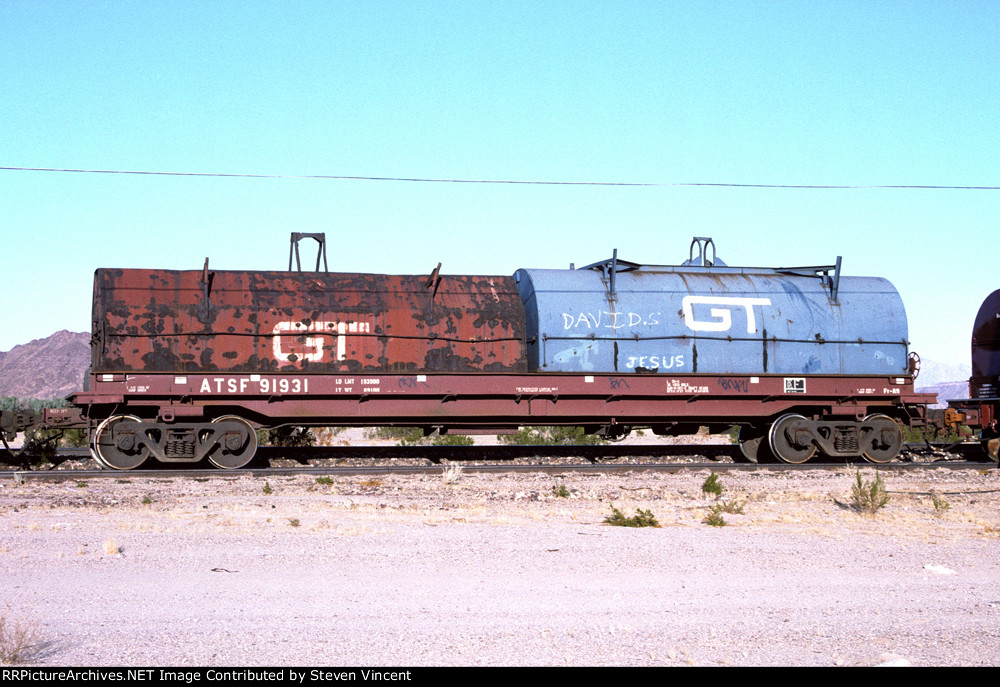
[0,609,44,664]
[442,464,463,484]
[931,492,951,516]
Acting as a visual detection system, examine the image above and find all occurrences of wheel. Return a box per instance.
[736,425,774,463]
[91,415,148,470]
[980,437,999,463]
[208,416,258,469]
[768,414,817,464]
[862,414,903,464]
[88,423,111,468]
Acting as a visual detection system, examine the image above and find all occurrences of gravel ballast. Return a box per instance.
[2,465,999,667]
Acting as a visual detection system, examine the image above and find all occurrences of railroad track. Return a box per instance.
[5,440,990,463]
[1,442,992,481]
[30,442,743,462]
[4,460,996,482]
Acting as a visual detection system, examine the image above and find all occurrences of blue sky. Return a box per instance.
[2,1,997,367]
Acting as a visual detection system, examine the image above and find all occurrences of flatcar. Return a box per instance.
[1,236,935,468]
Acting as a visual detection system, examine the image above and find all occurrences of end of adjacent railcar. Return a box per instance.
[946,289,1000,462]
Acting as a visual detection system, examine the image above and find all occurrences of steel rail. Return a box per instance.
[3,441,987,463]
[4,461,995,483]
[2,446,991,482]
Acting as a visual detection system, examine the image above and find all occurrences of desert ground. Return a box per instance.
[2,452,999,667]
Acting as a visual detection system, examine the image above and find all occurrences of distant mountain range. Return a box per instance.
[0,330,976,409]
[914,359,971,389]
[912,359,972,409]
[0,330,90,400]
[915,381,970,409]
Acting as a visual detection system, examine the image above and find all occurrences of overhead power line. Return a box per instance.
[1,166,998,190]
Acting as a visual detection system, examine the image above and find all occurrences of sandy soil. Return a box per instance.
[1,461,999,667]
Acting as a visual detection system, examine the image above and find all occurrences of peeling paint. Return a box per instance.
[94,269,528,373]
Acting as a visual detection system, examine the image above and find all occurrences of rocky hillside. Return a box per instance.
[915,380,971,409]
[0,330,90,400]
[915,359,971,388]
[913,361,972,409]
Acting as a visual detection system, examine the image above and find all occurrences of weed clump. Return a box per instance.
[702,498,746,527]
[430,434,475,446]
[262,481,273,495]
[263,426,316,447]
[702,511,727,527]
[851,470,890,516]
[365,426,425,444]
[552,483,570,498]
[499,426,602,446]
[702,471,724,498]
[712,499,745,515]
[442,464,463,484]
[931,492,951,515]
[365,427,474,446]
[315,476,333,486]
[603,505,660,528]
